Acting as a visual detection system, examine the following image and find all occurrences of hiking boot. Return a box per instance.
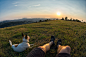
[50,36,55,46]
[55,39,62,49]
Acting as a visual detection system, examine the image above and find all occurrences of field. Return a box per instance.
[0,20,86,57]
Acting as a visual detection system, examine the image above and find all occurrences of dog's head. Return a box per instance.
[22,33,30,42]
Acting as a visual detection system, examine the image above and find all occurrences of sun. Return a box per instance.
[57,12,61,16]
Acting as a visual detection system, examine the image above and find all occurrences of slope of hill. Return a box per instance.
[0,20,86,57]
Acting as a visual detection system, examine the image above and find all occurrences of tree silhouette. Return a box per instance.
[76,19,81,22]
[39,20,42,22]
[73,19,75,21]
[70,18,72,21]
[61,17,64,20]
[82,20,83,22]
[65,17,68,20]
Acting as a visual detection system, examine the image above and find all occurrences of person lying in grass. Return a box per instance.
[26,36,71,57]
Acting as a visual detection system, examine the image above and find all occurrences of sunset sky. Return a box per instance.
[0,0,86,21]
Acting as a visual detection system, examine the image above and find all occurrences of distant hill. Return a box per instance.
[0,18,55,28]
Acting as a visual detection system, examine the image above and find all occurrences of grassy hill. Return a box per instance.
[0,20,86,57]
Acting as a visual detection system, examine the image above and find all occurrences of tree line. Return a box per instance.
[61,17,81,22]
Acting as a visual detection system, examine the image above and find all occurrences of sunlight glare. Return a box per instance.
[57,12,61,16]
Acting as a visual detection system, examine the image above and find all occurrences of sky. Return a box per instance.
[0,0,86,21]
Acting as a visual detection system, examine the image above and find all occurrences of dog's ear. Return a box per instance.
[22,33,24,37]
[25,34,27,39]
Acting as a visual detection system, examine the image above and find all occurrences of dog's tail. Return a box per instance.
[9,40,12,46]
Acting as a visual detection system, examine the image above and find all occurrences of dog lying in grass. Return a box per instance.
[9,33,34,52]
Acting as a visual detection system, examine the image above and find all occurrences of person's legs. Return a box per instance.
[38,41,53,53]
[56,39,71,57]
[57,45,71,54]
[26,36,55,57]
[38,36,55,53]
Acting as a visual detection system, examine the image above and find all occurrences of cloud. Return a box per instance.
[33,4,40,6]
[12,2,18,4]
[29,6,31,7]
[15,5,18,6]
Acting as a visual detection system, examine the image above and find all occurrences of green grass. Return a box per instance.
[0,20,86,57]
